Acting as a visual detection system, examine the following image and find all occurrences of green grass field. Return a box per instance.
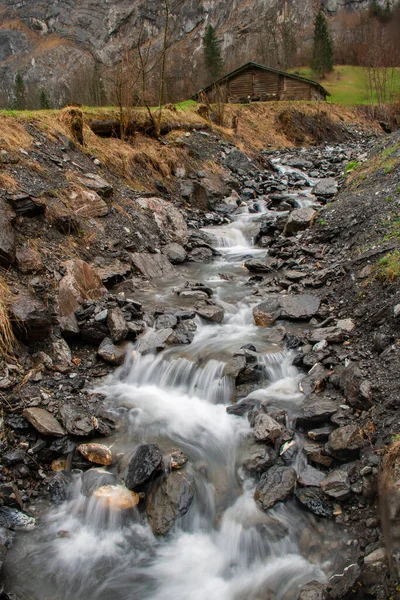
[291,65,400,104]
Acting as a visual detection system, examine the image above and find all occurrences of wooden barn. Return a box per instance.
[195,62,329,103]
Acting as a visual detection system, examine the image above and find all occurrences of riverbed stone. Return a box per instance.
[294,486,333,518]
[297,465,325,487]
[297,397,339,427]
[130,252,175,279]
[321,470,351,500]
[81,468,119,497]
[255,466,297,510]
[162,243,187,264]
[136,328,178,353]
[77,443,113,466]
[60,404,98,437]
[23,408,66,437]
[280,295,320,320]
[328,424,364,459]
[253,413,283,443]
[244,257,278,273]
[107,307,128,342]
[242,444,277,474]
[195,303,224,323]
[253,298,281,326]
[125,443,164,490]
[313,178,338,198]
[146,471,195,535]
[98,338,130,365]
[284,207,316,235]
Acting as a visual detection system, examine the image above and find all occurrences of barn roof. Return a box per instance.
[194,61,330,98]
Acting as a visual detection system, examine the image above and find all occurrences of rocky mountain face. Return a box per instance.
[0,0,390,105]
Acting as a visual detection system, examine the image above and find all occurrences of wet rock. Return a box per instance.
[98,337,130,365]
[162,242,187,264]
[195,303,224,323]
[3,449,26,467]
[146,471,195,535]
[244,257,278,273]
[77,443,112,466]
[47,471,72,504]
[223,354,247,379]
[328,425,364,459]
[125,443,164,490]
[187,246,214,263]
[58,260,107,318]
[107,307,128,342]
[67,188,109,217]
[130,252,175,279]
[81,468,119,497]
[327,564,360,599]
[297,466,325,487]
[0,206,16,267]
[280,439,298,463]
[226,396,257,416]
[300,364,329,396]
[81,321,108,344]
[16,247,44,273]
[76,173,113,198]
[0,506,36,531]
[280,295,320,320]
[23,407,66,437]
[242,444,277,474]
[60,404,98,437]
[253,298,281,326]
[224,149,254,175]
[136,197,188,245]
[94,485,139,510]
[298,581,326,600]
[294,487,333,518]
[9,290,52,341]
[307,425,334,441]
[0,526,14,570]
[255,466,297,510]
[169,450,188,470]
[321,470,350,500]
[154,314,178,330]
[253,413,283,443]
[136,328,178,353]
[297,397,339,427]
[284,207,316,236]
[313,178,338,198]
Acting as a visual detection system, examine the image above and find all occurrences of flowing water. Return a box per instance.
[4,191,348,599]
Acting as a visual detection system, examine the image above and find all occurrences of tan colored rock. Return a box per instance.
[23,407,66,437]
[93,485,139,510]
[77,443,113,466]
[16,247,44,273]
[58,259,107,317]
[51,457,68,471]
[67,189,108,218]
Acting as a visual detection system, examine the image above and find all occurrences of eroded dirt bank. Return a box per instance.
[0,105,399,599]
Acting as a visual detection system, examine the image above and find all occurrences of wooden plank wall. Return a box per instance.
[227,71,253,102]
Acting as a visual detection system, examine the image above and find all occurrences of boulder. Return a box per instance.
[224,149,254,175]
[297,397,339,427]
[23,408,66,437]
[67,189,109,218]
[308,326,347,344]
[125,443,164,490]
[135,197,188,245]
[294,487,333,518]
[130,252,175,279]
[303,441,333,468]
[320,470,350,500]
[214,192,239,214]
[98,338,130,365]
[195,303,224,323]
[297,465,325,487]
[284,207,316,236]
[244,257,278,273]
[81,321,108,344]
[146,471,195,535]
[280,295,320,320]
[10,291,52,341]
[254,466,297,510]
[75,173,113,198]
[162,243,187,265]
[60,404,98,437]
[107,307,128,343]
[94,259,131,284]
[154,314,178,330]
[253,413,283,443]
[58,260,107,318]
[242,444,277,474]
[49,337,72,373]
[81,468,119,497]
[328,425,364,459]
[77,443,112,466]
[253,298,281,326]
[93,485,139,510]
[187,247,214,263]
[298,582,326,600]
[313,178,338,198]
[16,247,43,273]
[327,564,361,599]
[136,328,178,353]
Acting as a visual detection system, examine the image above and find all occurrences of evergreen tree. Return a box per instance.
[40,89,50,109]
[14,72,26,110]
[311,11,334,79]
[203,24,224,82]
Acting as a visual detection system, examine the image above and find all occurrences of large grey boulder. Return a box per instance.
[162,243,187,265]
[321,469,351,500]
[313,178,338,198]
[135,197,188,245]
[284,207,316,236]
[328,424,365,459]
[98,338,130,365]
[280,294,320,320]
[146,471,195,535]
[255,466,297,510]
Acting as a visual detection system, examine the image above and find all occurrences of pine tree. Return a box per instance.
[203,24,224,82]
[40,89,50,110]
[311,11,334,79]
[14,73,26,110]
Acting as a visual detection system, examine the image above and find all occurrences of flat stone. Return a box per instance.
[284,207,316,235]
[195,303,224,323]
[60,404,97,437]
[307,425,334,441]
[321,470,350,500]
[255,466,297,510]
[76,173,113,198]
[328,425,364,458]
[294,487,333,518]
[297,465,325,487]
[297,397,339,427]
[23,408,66,437]
[308,326,346,344]
[95,259,131,284]
[107,307,128,342]
[98,338,130,365]
[244,257,278,273]
[280,294,320,320]
[130,252,176,279]
[125,443,164,490]
[313,178,338,197]
[67,189,108,218]
[364,547,386,566]
[253,297,281,326]
[136,328,178,353]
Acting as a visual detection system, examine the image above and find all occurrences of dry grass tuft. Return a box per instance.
[0,275,17,360]
[0,172,18,191]
[59,106,84,145]
[0,116,32,151]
